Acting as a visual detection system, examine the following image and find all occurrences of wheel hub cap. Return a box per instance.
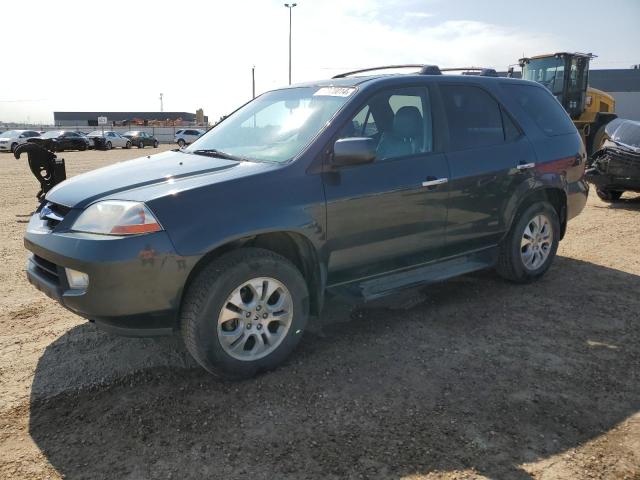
[520,214,553,271]
[217,277,293,361]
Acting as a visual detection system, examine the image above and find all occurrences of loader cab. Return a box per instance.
[520,52,591,120]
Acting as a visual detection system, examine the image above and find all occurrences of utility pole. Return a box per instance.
[159,93,164,112]
[284,3,297,85]
[252,65,256,99]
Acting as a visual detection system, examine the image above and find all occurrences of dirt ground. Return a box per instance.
[0,145,638,480]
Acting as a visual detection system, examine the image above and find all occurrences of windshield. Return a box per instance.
[1,130,20,137]
[41,131,62,138]
[186,86,355,163]
[123,131,138,136]
[88,130,104,136]
[522,57,565,95]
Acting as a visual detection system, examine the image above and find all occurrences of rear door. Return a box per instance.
[323,85,450,285]
[439,83,537,256]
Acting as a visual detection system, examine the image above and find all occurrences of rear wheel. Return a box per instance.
[153,140,159,148]
[79,143,87,151]
[181,248,309,378]
[496,202,559,283]
[138,141,144,148]
[596,188,623,202]
[177,139,185,148]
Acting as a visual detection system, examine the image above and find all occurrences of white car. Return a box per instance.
[0,130,41,152]
[174,129,205,147]
[87,130,132,149]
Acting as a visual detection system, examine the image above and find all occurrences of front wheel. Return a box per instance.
[138,141,144,148]
[10,142,18,153]
[106,141,112,150]
[125,141,131,149]
[181,248,309,378]
[496,202,560,283]
[596,188,623,203]
[177,139,185,148]
[153,140,159,148]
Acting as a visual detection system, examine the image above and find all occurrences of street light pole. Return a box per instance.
[284,3,297,85]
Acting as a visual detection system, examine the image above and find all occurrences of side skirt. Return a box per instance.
[327,247,498,302]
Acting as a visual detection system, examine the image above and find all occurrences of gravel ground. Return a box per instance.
[0,146,638,480]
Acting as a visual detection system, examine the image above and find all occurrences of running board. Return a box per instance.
[327,248,497,302]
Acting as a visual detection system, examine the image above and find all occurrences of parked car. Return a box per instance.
[0,130,41,153]
[29,130,90,152]
[24,65,588,378]
[87,131,132,150]
[175,129,205,147]
[122,131,159,149]
[586,118,640,202]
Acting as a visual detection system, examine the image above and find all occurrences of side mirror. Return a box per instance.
[19,134,25,139]
[333,137,376,167]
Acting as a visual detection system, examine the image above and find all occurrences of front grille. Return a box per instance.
[603,149,640,177]
[32,255,61,284]
[40,202,70,229]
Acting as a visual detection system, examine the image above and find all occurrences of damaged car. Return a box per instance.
[586,118,640,202]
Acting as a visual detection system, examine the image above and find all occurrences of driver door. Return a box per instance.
[323,86,450,285]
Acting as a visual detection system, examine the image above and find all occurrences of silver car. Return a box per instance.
[87,131,132,149]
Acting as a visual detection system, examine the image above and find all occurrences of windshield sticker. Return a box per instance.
[314,87,355,97]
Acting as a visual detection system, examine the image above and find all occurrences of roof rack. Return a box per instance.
[332,64,442,78]
[331,64,500,79]
[440,67,499,77]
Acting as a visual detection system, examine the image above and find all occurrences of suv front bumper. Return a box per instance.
[24,214,195,336]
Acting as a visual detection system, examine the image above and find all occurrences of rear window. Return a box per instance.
[502,84,576,136]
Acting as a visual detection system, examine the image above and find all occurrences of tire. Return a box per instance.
[138,141,144,148]
[596,189,623,202]
[106,141,112,150]
[177,139,185,148]
[590,124,607,157]
[10,142,17,153]
[153,140,159,148]
[496,201,560,283]
[125,141,131,149]
[79,143,87,151]
[181,247,309,379]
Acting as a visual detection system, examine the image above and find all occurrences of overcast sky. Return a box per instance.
[1,0,638,124]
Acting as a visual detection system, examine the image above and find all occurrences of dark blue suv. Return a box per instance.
[24,65,588,378]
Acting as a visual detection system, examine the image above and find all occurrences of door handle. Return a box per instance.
[422,177,448,188]
[516,162,536,170]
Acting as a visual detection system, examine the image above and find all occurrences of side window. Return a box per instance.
[339,87,433,161]
[502,84,576,136]
[341,105,378,138]
[501,107,521,142]
[440,85,504,150]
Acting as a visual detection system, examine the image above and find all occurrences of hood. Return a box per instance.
[46,149,275,208]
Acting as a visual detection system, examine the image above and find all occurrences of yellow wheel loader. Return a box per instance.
[515,52,616,157]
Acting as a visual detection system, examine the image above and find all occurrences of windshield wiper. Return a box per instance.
[190,149,248,162]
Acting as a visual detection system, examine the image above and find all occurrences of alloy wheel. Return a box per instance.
[520,214,553,270]
[217,277,293,361]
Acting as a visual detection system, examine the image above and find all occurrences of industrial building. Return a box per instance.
[53,111,208,127]
[589,69,640,121]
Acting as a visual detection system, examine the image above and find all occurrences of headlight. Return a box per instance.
[72,200,163,235]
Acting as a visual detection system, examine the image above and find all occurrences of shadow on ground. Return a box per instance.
[29,257,640,479]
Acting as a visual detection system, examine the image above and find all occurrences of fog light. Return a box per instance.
[65,268,89,290]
